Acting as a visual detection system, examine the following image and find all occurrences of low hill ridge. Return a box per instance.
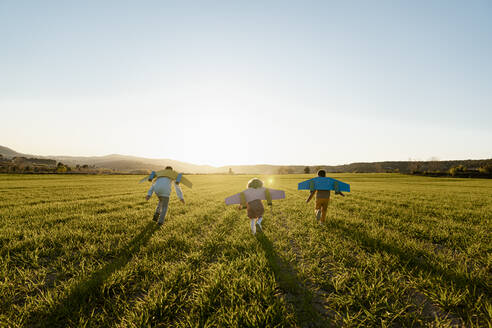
[1,145,490,174]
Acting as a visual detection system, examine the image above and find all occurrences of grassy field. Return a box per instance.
[0,173,490,327]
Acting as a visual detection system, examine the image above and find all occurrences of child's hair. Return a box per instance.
[165,166,173,170]
[317,169,326,177]
[247,178,263,189]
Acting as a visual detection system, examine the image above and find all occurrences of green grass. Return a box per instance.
[0,173,490,327]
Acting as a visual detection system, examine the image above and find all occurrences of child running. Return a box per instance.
[306,170,350,224]
[145,166,185,225]
[225,178,285,234]
[306,169,330,224]
[305,169,345,224]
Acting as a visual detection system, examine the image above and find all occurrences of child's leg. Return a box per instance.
[157,196,170,224]
[256,216,263,231]
[153,198,163,221]
[320,199,329,223]
[315,199,322,221]
[250,218,256,234]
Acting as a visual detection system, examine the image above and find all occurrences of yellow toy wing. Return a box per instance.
[155,169,193,188]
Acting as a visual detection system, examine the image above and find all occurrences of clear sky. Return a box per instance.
[1,1,491,166]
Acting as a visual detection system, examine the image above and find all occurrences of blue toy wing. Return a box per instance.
[297,178,315,190]
[298,177,350,192]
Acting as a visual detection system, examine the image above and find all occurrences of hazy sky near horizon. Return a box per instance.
[1,1,491,166]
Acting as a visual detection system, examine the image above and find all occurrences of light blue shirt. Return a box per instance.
[147,177,183,200]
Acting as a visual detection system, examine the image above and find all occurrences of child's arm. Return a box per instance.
[146,185,154,201]
[306,190,316,203]
[335,191,345,197]
[174,182,185,203]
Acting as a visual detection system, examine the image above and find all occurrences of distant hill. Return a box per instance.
[1,145,490,174]
[0,147,222,173]
[39,154,222,174]
[323,160,492,174]
[0,145,27,158]
[220,160,492,174]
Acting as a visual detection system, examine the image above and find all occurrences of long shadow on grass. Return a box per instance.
[27,221,159,327]
[256,232,328,328]
[324,218,487,295]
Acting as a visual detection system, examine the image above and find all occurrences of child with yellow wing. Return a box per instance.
[144,166,187,225]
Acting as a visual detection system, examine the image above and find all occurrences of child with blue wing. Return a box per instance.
[301,170,349,224]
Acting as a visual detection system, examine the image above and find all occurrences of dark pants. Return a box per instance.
[154,196,170,224]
